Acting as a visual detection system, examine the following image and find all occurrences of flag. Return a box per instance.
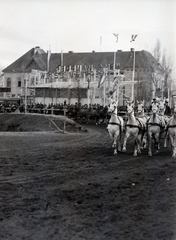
[96,64,103,78]
[108,88,116,96]
[113,33,119,42]
[130,35,137,42]
[98,73,107,88]
[29,88,35,96]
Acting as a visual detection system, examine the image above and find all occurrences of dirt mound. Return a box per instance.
[0,113,87,132]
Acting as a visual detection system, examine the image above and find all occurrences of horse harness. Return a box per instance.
[125,119,146,135]
[146,115,165,129]
[108,115,122,127]
[108,115,123,135]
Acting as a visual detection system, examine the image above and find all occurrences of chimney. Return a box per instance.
[34,46,40,54]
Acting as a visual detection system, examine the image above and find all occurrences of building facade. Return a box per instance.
[2,46,170,107]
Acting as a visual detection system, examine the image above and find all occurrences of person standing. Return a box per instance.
[164,100,171,116]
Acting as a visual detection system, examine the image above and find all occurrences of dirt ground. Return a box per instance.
[0,120,176,239]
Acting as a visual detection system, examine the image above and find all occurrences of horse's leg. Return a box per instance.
[112,132,118,155]
[137,133,143,153]
[133,138,138,156]
[169,134,174,156]
[108,132,113,147]
[122,131,130,152]
[113,139,118,155]
[132,131,141,156]
[169,134,176,158]
[148,131,152,156]
[142,131,147,149]
[164,131,168,148]
[112,132,117,148]
[117,130,122,152]
[154,132,160,154]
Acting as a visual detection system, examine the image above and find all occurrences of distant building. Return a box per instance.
[2,46,169,107]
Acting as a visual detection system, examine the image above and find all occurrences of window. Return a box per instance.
[18,81,21,87]
[7,78,11,88]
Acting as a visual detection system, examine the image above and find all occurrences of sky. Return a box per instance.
[0,0,176,77]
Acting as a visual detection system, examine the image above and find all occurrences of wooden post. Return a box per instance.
[63,107,66,133]
[24,78,27,113]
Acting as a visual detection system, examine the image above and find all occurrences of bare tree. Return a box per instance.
[149,39,173,99]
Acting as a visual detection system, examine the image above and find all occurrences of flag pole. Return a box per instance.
[113,33,119,100]
[103,70,107,106]
[131,49,135,101]
[130,35,137,101]
[113,34,118,70]
[61,50,63,66]
[47,46,51,72]
[100,36,102,52]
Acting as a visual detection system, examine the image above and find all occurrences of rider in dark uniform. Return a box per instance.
[164,100,171,116]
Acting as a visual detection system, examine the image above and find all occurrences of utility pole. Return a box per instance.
[24,78,27,113]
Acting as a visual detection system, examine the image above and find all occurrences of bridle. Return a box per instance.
[108,102,117,114]
[158,102,165,115]
[127,103,134,115]
[151,103,159,114]
[137,103,144,114]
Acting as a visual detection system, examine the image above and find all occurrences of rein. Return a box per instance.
[108,115,122,126]
[126,108,143,130]
[147,112,162,128]
[108,122,121,126]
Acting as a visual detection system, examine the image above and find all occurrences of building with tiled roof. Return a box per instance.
[2,46,167,107]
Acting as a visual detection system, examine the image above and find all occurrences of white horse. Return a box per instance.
[164,103,176,157]
[147,102,163,156]
[122,100,146,156]
[107,99,124,155]
[136,100,149,148]
[158,99,170,127]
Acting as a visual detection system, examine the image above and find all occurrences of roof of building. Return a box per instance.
[3,47,47,73]
[3,47,158,73]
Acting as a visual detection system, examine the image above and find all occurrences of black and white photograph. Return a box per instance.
[0,0,176,239]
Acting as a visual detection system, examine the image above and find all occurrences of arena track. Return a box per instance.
[0,125,176,240]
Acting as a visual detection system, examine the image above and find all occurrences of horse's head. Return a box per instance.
[137,100,144,114]
[126,100,134,115]
[108,99,118,114]
[151,102,159,114]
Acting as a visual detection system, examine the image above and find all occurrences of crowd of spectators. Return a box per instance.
[0,100,172,124]
[0,102,18,113]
